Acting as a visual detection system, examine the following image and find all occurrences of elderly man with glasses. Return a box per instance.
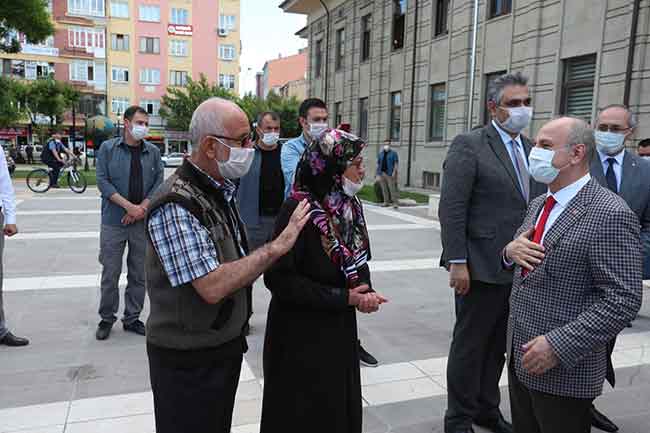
[588,104,650,433]
[144,97,311,433]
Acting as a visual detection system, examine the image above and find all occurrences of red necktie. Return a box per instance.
[522,196,556,276]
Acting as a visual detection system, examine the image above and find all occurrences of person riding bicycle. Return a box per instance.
[41,133,74,188]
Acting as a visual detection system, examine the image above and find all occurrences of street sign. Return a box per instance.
[168,24,193,36]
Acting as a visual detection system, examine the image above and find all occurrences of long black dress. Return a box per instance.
[260,198,370,433]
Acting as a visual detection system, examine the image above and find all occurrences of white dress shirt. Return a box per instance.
[597,149,624,192]
[492,120,529,172]
[535,174,591,243]
[0,146,16,225]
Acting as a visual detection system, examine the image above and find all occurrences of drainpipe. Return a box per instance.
[406,0,420,187]
[467,0,480,130]
[623,0,641,106]
[318,0,331,103]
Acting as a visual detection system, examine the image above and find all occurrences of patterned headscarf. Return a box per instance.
[291,129,370,288]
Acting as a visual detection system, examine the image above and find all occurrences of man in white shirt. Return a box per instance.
[0,145,26,347]
[504,117,642,433]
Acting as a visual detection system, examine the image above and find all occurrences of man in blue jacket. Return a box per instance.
[95,106,164,341]
[376,140,399,208]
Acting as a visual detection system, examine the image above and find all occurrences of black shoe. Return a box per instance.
[123,320,146,336]
[359,342,378,367]
[96,321,113,340]
[591,405,619,432]
[445,428,474,433]
[475,416,513,433]
[0,332,29,347]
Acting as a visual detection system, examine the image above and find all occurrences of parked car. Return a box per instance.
[162,152,186,167]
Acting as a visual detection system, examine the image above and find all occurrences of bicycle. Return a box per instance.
[26,157,87,194]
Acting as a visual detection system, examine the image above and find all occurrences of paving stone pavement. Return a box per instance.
[0,182,649,433]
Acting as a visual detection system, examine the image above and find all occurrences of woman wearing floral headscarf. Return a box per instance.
[260,129,388,433]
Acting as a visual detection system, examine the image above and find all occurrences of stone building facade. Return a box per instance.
[281,0,650,189]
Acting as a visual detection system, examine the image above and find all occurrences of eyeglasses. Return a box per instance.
[208,134,252,148]
[597,124,629,133]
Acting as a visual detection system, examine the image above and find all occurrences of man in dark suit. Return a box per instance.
[504,116,642,433]
[439,72,545,433]
[588,104,650,432]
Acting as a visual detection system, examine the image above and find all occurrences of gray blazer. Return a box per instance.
[439,123,545,285]
[508,179,642,399]
[591,150,650,263]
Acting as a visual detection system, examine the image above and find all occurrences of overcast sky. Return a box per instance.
[239,0,308,96]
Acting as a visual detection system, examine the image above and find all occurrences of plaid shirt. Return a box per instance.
[148,171,241,287]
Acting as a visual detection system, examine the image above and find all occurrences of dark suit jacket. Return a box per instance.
[508,179,642,399]
[439,123,545,285]
[591,150,650,266]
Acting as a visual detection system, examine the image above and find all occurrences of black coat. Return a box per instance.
[261,198,367,433]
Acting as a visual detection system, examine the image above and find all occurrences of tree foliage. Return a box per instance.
[0,0,54,53]
[0,76,25,128]
[18,77,79,128]
[160,75,302,139]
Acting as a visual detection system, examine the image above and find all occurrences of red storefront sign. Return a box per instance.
[167,24,193,36]
[0,128,27,140]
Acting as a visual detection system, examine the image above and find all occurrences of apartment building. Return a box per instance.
[0,0,241,153]
[259,49,308,98]
[281,0,650,190]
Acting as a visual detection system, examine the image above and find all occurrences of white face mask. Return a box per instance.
[641,155,650,160]
[528,146,568,185]
[383,145,390,152]
[500,106,533,134]
[210,136,255,180]
[308,122,328,139]
[261,132,280,146]
[595,130,626,156]
[130,124,149,141]
[342,176,363,197]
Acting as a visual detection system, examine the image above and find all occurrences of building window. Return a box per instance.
[561,54,597,121]
[141,99,160,116]
[392,0,406,50]
[139,4,160,22]
[390,91,402,140]
[68,0,105,17]
[170,8,189,25]
[169,39,188,57]
[482,70,506,124]
[219,14,236,31]
[25,61,54,80]
[429,83,446,141]
[335,28,345,71]
[361,14,371,62]
[111,97,129,114]
[219,44,236,61]
[111,66,129,82]
[169,70,188,86]
[422,171,441,189]
[434,0,449,36]
[489,0,512,18]
[70,60,94,82]
[333,102,342,126]
[68,27,105,50]
[358,97,369,139]
[111,33,129,51]
[139,37,160,54]
[219,74,236,90]
[140,68,160,85]
[314,39,322,79]
[110,0,129,18]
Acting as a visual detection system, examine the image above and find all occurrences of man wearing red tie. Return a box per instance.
[504,117,642,433]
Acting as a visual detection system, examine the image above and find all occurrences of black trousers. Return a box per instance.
[508,366,593,433]
[445,281,510,432]
[46,160,63,186]
[147,344,243,433]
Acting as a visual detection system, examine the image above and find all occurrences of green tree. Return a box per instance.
[0,76,25,128]
[159,74,237,131]
[265,92,301,138]
[0,0,54,53]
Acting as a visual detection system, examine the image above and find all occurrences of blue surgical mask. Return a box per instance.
[500,106,533,134]
[595,130,626,156]
[528,147,563,185]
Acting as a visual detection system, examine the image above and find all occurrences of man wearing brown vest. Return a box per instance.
[145,98,311,433]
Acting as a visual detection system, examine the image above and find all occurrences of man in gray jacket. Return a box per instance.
[95,105,164,340]
[439,72,545,433]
